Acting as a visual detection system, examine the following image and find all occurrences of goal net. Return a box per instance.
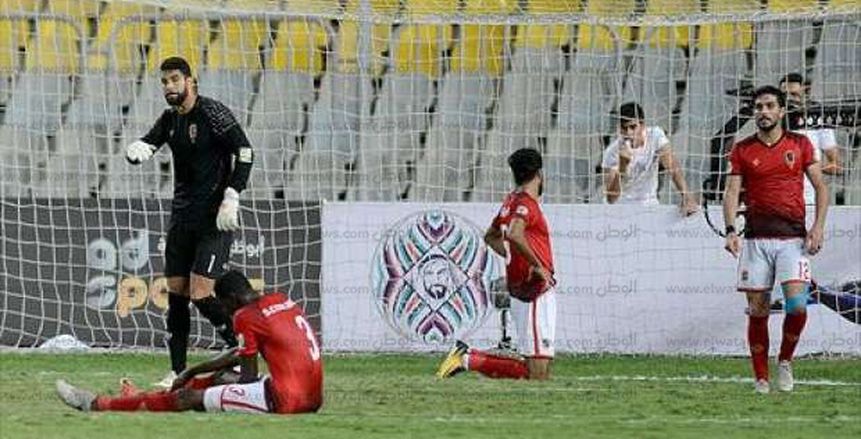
[0,0,859,352]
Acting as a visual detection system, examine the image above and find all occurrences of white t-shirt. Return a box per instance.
[601,126,670,205]
[795,128,836,205]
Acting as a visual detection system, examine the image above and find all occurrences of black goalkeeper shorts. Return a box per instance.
[164,222,233,279]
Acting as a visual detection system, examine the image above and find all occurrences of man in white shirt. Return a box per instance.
[602,102,698,215]
[780,73,843,204]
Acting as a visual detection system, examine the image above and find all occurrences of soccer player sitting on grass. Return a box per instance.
[437,148,557,380]
[56,271,323,414]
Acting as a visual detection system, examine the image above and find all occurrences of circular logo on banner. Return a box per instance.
[371,210,501,345]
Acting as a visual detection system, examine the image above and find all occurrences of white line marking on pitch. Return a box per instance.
[569,374,861,387]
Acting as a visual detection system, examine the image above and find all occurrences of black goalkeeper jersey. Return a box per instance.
[141,96,253,227]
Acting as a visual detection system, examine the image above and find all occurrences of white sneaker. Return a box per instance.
[754,379,770,394]
[153,370,178,389]
[56,380,95,411]
[777,361,794,392]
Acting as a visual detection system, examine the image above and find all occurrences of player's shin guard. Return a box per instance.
[95,391,180,412]
[748,315,770,381]
[167,293,191,374]
[779,311,807,362]
[192,296,237,347]
[465,350,529,380]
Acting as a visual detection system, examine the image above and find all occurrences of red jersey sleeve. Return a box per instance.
[510,197,534,227]
[233,309,259,357]
[728,144,744,176]
[799,135,816,169]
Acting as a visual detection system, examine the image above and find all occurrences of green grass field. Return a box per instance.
[1,352,859,439]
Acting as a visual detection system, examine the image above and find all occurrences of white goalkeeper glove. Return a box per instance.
[216,187,240,232]
[126,140,156,164]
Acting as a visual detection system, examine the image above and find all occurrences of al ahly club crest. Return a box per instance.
[784,150,796,168]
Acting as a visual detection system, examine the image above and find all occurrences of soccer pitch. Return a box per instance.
[1,353,859,439]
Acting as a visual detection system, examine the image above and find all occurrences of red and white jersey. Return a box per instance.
[233,292,323,414]
[728,131,815,238]
[491,190,555,301]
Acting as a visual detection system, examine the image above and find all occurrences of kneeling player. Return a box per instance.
[437,148,556,380]
[56,271,323,414]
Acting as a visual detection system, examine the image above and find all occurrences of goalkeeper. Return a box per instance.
[125,56,254,387]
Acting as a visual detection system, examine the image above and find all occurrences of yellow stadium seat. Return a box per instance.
[46,0,102,17]
[452,0,517,75]
[698,0,757,49]
[404,0,459,16]
[768,0,820,12]
[271,19,328,74]
[0,0,40,13]
[0,19,20,73]
[333,19,390,75]
[146,19,210,74]
[89,1,158,72]
[826,0,860,10]
[344,0,401,14]
[577,0,636,51]
[514,0,580,49]
[641,0,699,48]
[26,19,80,73]
[284,0,340,14]
[208,19,268,70]
[392,24,453,77]
[224,0,282,11]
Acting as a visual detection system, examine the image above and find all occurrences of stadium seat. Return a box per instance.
[621,0,698,132]
[200,19,268,120]
[0,0,40,13]
[4,19,79,132]
[473,1,575,202]
[753,0,819,85]
[673,0,756,192]
[145,18,209,75]
[0,125,49,197]
[64,72,126,134]
[413,0,515,202]
[0,18,22,106]
[45,0,102,39]
[247,71,318,199]
[352,2,454,201]
[30,128,101,198]
[810,17,861,100]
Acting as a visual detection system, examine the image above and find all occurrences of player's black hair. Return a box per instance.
[214,270,255,301]
[160,56,192,77]
[752,85,786,108]
[618,102,645,124]
[779,72,810,87]
[508,148,543,185]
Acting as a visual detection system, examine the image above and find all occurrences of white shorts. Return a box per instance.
[737,238,812,292]
[510,287,556,358]
[202,377,271,414]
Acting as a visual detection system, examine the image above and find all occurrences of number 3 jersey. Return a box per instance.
[491,190,555,302]
[233,292,323,414]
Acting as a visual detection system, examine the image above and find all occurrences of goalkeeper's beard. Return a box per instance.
[164,89,188,106]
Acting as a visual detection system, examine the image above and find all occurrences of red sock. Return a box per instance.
[466,350,528,379]
[95,391,180,412]
[748,315,770,381]
[778,312,807,362]
[185,375,216,390]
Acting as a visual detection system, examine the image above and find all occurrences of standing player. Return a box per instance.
[56,271,323,414]
[780,72,843,205]
[437,148,556,380]
[723,85,829,394]
[602,102,699,215]
[125,57,254,386]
